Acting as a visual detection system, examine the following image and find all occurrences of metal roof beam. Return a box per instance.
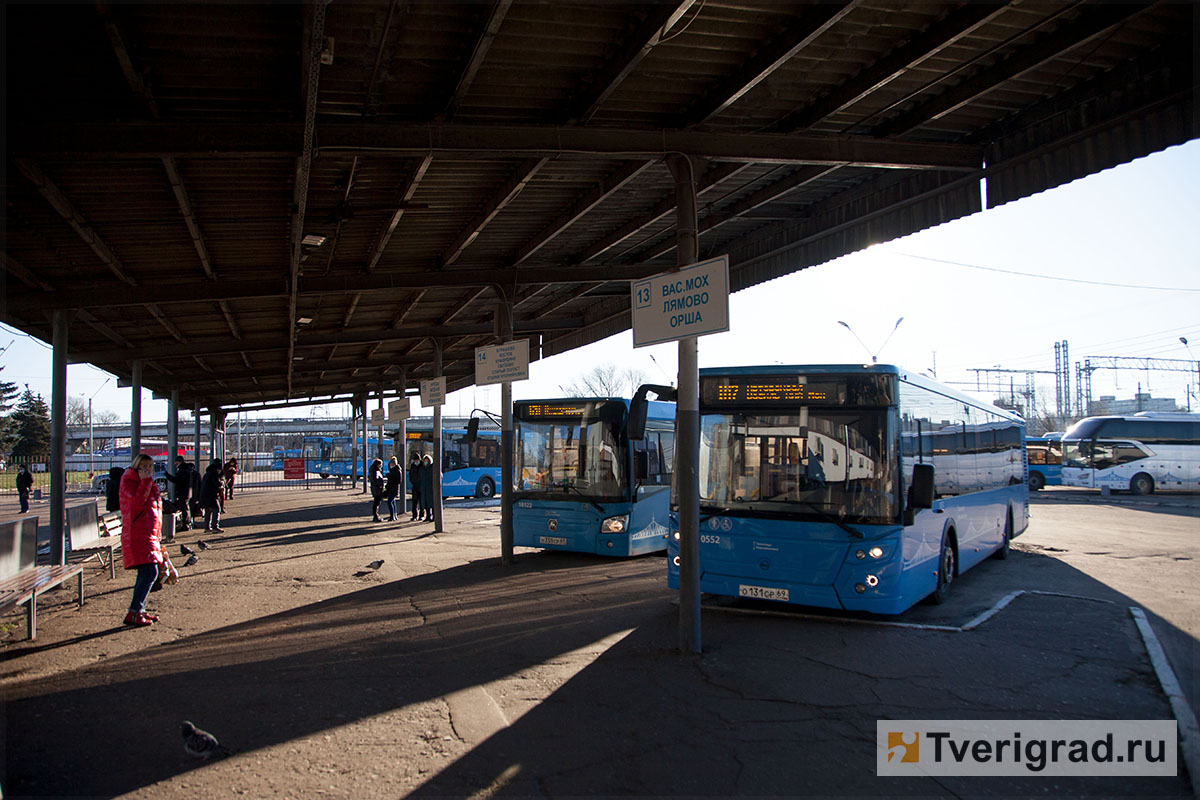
[440,157,550,268]
[15,122,984,169]
[72,317,583,365]
[769,2,1010,133]
[685,2,857,124]
[443,0,513,120]
[13,159,139,287]
[6,265,663,312]
[874,3,1149,137]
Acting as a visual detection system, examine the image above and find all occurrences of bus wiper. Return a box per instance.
[803,502,863,539]
[560,482,605,513]
[698,506,734,523]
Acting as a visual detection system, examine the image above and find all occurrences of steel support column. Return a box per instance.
[498,298,515,565]
[130,360,143,456]
[432,341,444,533]
[168,390,179,503]
[50,310,70,566]
[668,154,701,655]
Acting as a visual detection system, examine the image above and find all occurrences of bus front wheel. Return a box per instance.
[1129,473,1154,496]
[475,476,496,499]
[319,473,330,480]
[930,532,956,605]
[1028,471,1045,491]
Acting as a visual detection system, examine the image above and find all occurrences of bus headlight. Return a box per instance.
[600,515,628,534]
[868,546,884,559]
[673,531,681,541]
[865,574,879,587]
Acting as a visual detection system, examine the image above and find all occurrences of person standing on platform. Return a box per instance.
[119,454,165,627]
[198,459,225,533]
[166,457,196,531]
[408,450,423,521]
[384,456,402,521]
[222,458,238,499]
[368,458,385,522]
[419,453,436,522]
[16,465,33,514]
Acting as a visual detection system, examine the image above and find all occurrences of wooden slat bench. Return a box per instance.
[0,516,85,640]
[66,502,122,579]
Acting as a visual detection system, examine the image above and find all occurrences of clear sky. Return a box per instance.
[2,139,1198,425]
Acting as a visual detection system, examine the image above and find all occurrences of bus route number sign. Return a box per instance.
[631,254,730,347]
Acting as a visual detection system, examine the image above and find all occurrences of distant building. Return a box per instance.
[1088,393,1179,415]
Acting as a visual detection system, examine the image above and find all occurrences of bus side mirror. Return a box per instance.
[628,384,676,441]
[910,464,935,509]
[467,417,479,443]
[633,450,649,481]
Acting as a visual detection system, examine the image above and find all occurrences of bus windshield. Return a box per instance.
[516,401,628,501]
[697,409,896,523]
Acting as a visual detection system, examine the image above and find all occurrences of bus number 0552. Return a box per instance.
[700,534,721,544]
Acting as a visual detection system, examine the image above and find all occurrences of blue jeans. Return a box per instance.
[387,497,397,519]
[19,492,29,514]
[204,506,221,531]
[130,563,159,613]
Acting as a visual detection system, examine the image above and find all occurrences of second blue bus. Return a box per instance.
[513,395,676,556]
[666,364,1028,614]
[1025,435,1063,491]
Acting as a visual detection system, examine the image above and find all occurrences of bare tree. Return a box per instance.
[559,363,648,398]
[66,396,89,426]
[94,409,122,425]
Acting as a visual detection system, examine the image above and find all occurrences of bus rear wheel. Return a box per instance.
[1028,471,1045,491]
[993,512,1012,560]
[475,476,496,499]
[1129,473,1154,496]
[930,532,956,605]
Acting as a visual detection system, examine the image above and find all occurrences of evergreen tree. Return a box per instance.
[10,388,51,459]
[0,367,21,455]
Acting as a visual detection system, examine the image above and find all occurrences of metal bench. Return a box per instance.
[66,502,123,579]
[0,516,85,640]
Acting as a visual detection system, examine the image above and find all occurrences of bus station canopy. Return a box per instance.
[3,2,1195,413]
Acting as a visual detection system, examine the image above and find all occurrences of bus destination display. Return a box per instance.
[520,403,590,418]
[700,374,893,406]
[702,378,839,405]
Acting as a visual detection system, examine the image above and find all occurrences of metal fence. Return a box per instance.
[0,454,355,498]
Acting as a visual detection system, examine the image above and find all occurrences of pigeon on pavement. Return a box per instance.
[180,544,195,556]
[183,553,199,567]
[366,560,384,570]
[197,540,212,550]
[181,720,230,759]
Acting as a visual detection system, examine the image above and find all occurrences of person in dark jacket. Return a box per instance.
[368,458,385,522]
[408,450,423,520]
[198,459,225,533]
[166,457,196,530]
[419,453,436,522]
[384,456,403,521]
[15,465,33,514]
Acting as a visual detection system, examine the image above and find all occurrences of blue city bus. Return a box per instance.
[666,364,1028,614]
[302,435,332,476]
[1025,435,1063,491]
[405,428,502,498]
[513,395,676,556]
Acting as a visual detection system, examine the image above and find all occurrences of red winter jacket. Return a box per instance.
[119,467,164,569]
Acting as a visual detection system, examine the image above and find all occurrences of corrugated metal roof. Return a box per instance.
[3,1,1195,411]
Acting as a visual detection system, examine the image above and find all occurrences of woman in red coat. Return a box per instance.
[119,453,165,627]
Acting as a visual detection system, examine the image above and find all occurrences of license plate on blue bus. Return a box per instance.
[539,536,567,546]
[738,584,789,602]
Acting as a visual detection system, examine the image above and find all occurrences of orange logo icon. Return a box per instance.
[887,732,919,763]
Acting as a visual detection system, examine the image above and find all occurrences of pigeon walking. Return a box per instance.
[366,560,384,570]
[197,540,212,550]
[180,544,195,556]
[181,720,231,759]
[183,553,199,567]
